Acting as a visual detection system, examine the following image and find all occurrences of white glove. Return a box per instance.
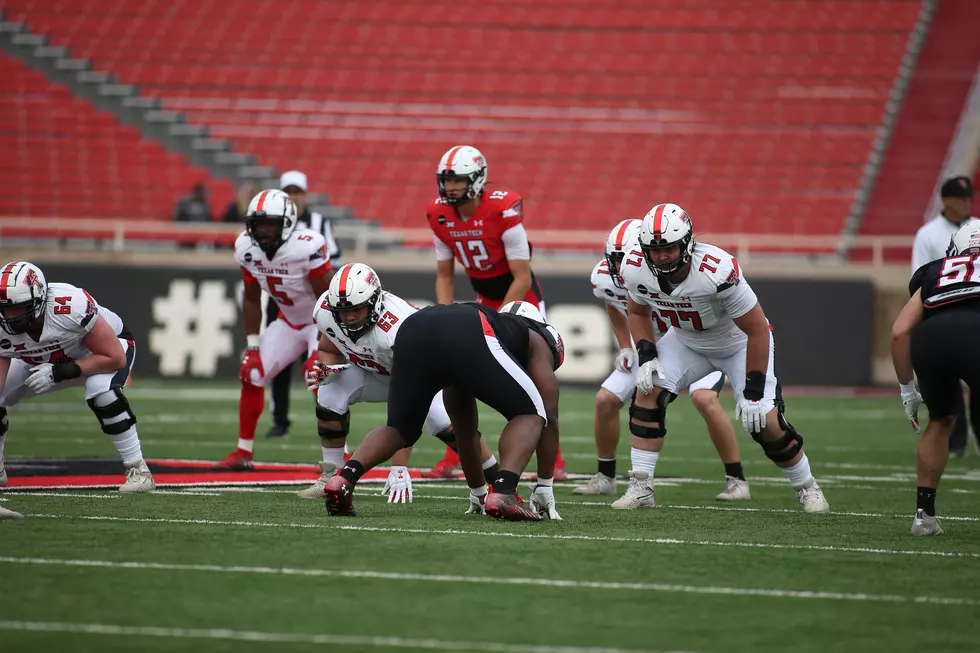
[736,397,774,434]
[529,484,562,520]
[614,347,637,374]
[900,382,924,434]
[465,488,487,515]
[26,364,56,395]
[306,362,351,390]
[635,358,666,394]
[381,465,413,504]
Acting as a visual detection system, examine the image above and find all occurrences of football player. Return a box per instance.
[214,189,334,470]
[616,204,829,513]
[300,263,501,502]
[575,219,750,502]
[892,221,980,535]
[426,145,565,480]
[323,300,564,522]
[0,261,154,494]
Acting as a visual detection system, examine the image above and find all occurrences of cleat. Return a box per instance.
[716,476,751,501]
[297,461,338,499]
[323,475,357,516]
[572,473,617,495]
[119,460,155,493]
[422,459,459,479]
[611,470,655,509]
[0,505,23,520]
[553,462,568,482]
[485,488,542,522]
[265,423,290,439]
[213,449,254,471]
[910,509,944,536]
[796,480,829,514]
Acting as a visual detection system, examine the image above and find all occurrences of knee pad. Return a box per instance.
[628,391,672,439]
[0,406,8,436]
[433,427,458,450]
[315,405,350,439]
[751,413,803,463]
[86,389,137,435]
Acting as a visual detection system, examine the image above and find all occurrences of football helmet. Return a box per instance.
[637,203,695,277]
[325,263,384,340]
[0,261,47,335]
[946,219,980,257]
[436,145,488,206]
[499,301,546,324]
[604,219,642,288]
[245,189,298,255]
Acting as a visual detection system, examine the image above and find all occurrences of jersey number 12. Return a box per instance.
[455,240,490,270]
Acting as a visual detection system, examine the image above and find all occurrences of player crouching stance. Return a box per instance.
[323,301,564,521]
[302,263,501,502]
[0,261,154,494]
[617,204,829,513]
[892,222,980,536]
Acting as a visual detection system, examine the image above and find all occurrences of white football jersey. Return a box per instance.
[0,282,126,364]
[313,291,419,377]
[621,242,759,356]
[591,259,629,315]
[235,226,331,327]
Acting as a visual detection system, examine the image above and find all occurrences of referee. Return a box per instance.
[910,175,977,456]
[265,170,342,439]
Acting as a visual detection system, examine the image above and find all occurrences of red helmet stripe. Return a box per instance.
[0,263,17,301]
[614,220,631,248]
[337,264,353,301]
[652,205,666,236]
[255,190,271,212]
[444,146,463,172]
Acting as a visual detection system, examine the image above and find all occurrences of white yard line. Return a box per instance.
[24,513,980,559]
[0,620,687,653]
[0,556,974,606]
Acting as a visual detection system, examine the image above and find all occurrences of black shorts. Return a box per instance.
[910,311,980,419]
[385,304,546,445]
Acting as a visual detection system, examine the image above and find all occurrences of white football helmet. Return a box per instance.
[604,219,642,288]
[0,261,47,335]
[245,188,298,254]
[499,301,546,324]
[325,263,384,340]
[436,145,488,206]
[947,219,980,257]
[637,203,695,276]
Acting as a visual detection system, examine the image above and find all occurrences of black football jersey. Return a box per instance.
[910,254,980,319]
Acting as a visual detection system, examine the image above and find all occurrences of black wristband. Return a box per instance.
[52,362,83,383]
[743,371,766,401]
[636,339,658,366]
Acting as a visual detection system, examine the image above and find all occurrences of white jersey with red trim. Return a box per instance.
[235,226,331,327]
[591,259,629,315]
[620,242,759,356]
[312,291,419,378]
[0,283,125,364]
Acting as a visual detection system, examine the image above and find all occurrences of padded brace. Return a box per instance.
[86,389,137,436]
[628,391,672,439]
[315,406,350,438]
[0,407,8,436]
[433,428,459,451]
[751,413,804,463]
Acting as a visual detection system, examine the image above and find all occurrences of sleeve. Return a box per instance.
[590,263,611,302]
[500,195,525,230]
[241,267,259,285]
[911,228,934,274]
[715,258,758,319]
[433,235,455,261]
[306,234,332,279]
[909,262,931,296]
[54,287,101,334]
[500,223,531,260]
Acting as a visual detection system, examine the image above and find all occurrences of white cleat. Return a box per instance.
[296,461,338,499]
[716,476,751,501]
[119,460,155,493]
[0,505,23,520]
[611,470,655,509]
[572,472,617,495]
[796,480,829,514]
[910,509,944,536]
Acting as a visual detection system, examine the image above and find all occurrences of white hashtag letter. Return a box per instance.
[149,280,237,376]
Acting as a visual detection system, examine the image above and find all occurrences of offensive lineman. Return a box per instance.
[215,189,334,470]
[616,203,829,513]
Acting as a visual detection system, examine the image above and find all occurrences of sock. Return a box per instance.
[630,447,659,481]
[237,438,254,453]
[492,470,520,494]
[238,383,265,440]
[916,486,937,517]
[322,446,346,468]
[782,454,813,488]
[0,433,6,461]
[481,455,500,485]
[340,459,366,484]
[470,484,488,498]
[597,457,616,479]
[724,462,745,481]
[441,446,460,465]
[108,427,144,465]
[536,477,553,487]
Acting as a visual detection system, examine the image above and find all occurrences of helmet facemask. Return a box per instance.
[246,215,286,256]
[605,251,627,288]
[331,289,383,342]
[437,168,486,207]
[0,295,44,335]
[642,232,695,278]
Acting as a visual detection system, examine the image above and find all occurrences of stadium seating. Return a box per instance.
[4,0,924,234]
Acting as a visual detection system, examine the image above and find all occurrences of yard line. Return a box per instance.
[0,492,120,499]
[0,620,693,653]
[1,556,975,607]
[25,513,980,559]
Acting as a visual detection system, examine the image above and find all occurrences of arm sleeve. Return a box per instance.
[715,259,758,319]
[501,224,531,260]
[433,235,455,261]
[241,267,259,285]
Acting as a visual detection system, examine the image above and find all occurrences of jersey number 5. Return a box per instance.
[938,255,980,287]
[266,276,293,306]
[454,240,490,270]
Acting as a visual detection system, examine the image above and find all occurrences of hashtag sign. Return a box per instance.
[148,280,237,376]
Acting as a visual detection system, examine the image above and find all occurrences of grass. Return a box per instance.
[1,380,979,653]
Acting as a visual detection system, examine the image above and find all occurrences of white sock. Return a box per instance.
[536,477,553,487]
[108,427,143,465]
[782,454,813,488]
[481,455,497,470]
[470,484,488,497]
[322,446,346,467]
[630,448,659,482]
[237,438,254,453]
[0,433,6,461]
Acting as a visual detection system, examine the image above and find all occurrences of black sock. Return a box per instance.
[916,486,937,517]
[483,463,500,485]
[492,470,520,495]
[724,462,745,481]
[340,459,366,484]
[597,458,616,479]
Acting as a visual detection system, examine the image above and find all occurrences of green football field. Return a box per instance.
[1,380,979,653]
